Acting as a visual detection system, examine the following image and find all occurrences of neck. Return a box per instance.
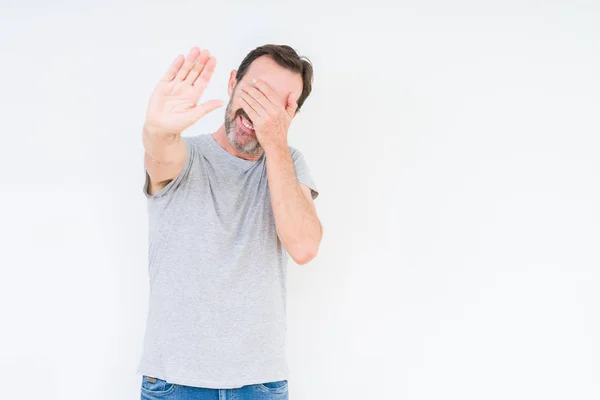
[212,125,264,161]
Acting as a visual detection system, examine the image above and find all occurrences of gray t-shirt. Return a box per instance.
[136,133,318,389]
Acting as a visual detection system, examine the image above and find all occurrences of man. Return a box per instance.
[137,44,322,399]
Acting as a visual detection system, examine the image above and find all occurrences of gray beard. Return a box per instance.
[224,98,262,156]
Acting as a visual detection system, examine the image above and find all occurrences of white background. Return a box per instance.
[1,1,599,399]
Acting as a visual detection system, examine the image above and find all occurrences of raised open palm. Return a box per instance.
[145,47,223,135]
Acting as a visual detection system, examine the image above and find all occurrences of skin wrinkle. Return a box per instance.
[223,83,263,156]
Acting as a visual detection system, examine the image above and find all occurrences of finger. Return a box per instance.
[239,96,261,122]
[189,99,224,122]
[174,47,201,82]
[286,92,299,116]
[193,56,216,91]
[251,78,281,105]
[240,84,272,112]
[239,90,266,116]
[185,49,210,85]
[161,54,185,83]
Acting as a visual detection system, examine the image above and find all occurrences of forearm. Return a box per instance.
[142,124,187,187]
[265,145,322,264]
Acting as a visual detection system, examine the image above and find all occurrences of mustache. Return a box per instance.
[234,108,253,124]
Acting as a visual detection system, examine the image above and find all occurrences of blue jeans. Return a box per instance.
[140,375,289,400]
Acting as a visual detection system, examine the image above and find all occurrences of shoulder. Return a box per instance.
[287,145,318,199]
[181,133,214,155]
[288,145,306,163]
[181,133,205,147]
[288,146,315,172]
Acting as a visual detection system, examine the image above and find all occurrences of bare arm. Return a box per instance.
[265,146,322,265]
[142,46,222,195]
[142,128,186,195]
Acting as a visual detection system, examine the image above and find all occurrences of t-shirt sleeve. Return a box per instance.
[142,135,196,199]
[290,147,319,200]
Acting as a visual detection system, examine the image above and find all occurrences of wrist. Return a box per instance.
[262,140,289,156]
[143,122,179,141]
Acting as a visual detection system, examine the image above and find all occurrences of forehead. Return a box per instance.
[241,55,303,104]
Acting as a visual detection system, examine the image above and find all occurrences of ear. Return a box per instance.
[227,69,237,97]
[286,92,300,117]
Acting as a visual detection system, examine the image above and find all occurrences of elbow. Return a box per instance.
[286,222,323,265]
[290,244,320,265]
[289,229,322,265]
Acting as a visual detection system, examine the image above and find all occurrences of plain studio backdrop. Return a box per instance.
[0,1,599,399]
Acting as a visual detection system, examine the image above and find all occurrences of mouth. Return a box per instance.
[238,114,255,134]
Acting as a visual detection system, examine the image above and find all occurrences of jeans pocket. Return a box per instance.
[256,380,288,393]
[141,375,177,396]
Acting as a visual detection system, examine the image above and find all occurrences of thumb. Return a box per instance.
[286,93,299,116]
[189,99,224,123]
